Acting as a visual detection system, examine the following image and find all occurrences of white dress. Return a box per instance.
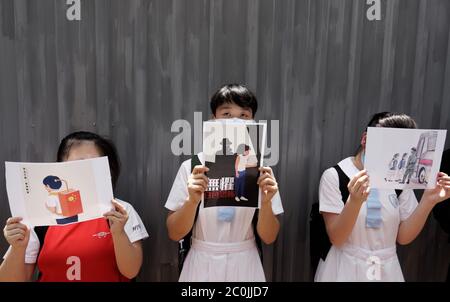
[165,153,284,282]
[315,157,418,282]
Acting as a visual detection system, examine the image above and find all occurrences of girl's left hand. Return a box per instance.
[423,172,450,205]
[104,199,129,235]
[257,167,279,203]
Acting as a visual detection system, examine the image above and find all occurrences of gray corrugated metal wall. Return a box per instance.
[0,0,449,281]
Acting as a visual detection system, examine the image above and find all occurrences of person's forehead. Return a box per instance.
[217,103,251,111]
[67,142,101,158]
[70,141,98,151]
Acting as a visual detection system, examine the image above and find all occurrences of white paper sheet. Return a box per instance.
[365,127,447,190]
[5,157,114,227]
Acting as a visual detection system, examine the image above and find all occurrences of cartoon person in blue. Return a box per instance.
[43,175,78,225]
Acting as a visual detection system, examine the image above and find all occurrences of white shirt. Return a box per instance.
[4,199,148,264]
[319,157,418,250]
[165,153,284,243]
[237,155,250,172]
[46,194,65,219]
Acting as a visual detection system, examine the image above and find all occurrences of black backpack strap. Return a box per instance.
[191,155,202,171]
[333,165,350,204]
[34,226,48,256]
[190,155,202,223]
[178,155,202,274]
[33,226,48,280]
[310,165,351,277]
[178,208,200,274]
[252,209,263,262]
[335,165,399,202]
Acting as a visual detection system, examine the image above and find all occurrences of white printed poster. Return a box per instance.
[365,127,447,190]
[5,157,114,226]
[202,120,266,208]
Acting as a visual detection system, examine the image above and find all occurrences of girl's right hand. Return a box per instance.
[347,170,371,205]
[187,166,209,205]
[3,217,30,250]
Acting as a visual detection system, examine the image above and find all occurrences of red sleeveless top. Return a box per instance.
[37,218,129,282]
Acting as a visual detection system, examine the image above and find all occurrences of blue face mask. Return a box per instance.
[217,207,236,222]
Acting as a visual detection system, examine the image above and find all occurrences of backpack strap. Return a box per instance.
[335,165,400,201]
[333,165,350,204]
[190,154,202,225]
[309,165,350,277]
[252,209,263,262]
[33,226,48,280]
[34,226,48,256]
[178,155,201,274]
[191,154,202,171]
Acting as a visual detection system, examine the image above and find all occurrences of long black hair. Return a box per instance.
[57,131,121,189]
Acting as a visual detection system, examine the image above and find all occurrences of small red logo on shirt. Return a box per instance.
[92,231,110,239]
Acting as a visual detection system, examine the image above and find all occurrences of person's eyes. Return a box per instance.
[241,113,249,118]
[223,112,231,116]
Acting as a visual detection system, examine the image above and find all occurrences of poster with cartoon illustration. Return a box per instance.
[365,127,447,189]
[202,120,266,208]
[5,157,113,226]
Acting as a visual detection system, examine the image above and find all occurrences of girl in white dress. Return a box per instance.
[165,84,283,282]
[315,112,450,282]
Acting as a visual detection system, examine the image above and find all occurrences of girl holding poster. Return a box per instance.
[165,84,283,282]
[0,132,148,282]
[315,112,450,282]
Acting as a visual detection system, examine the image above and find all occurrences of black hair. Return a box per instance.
[210,84,258,117]
[235,144,251,154]
[356,112,418,154]
[57,131,121,189]
[43,175,62,190]
[366,112,418,129]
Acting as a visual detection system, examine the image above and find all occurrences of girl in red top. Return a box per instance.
[0,132,148,282]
